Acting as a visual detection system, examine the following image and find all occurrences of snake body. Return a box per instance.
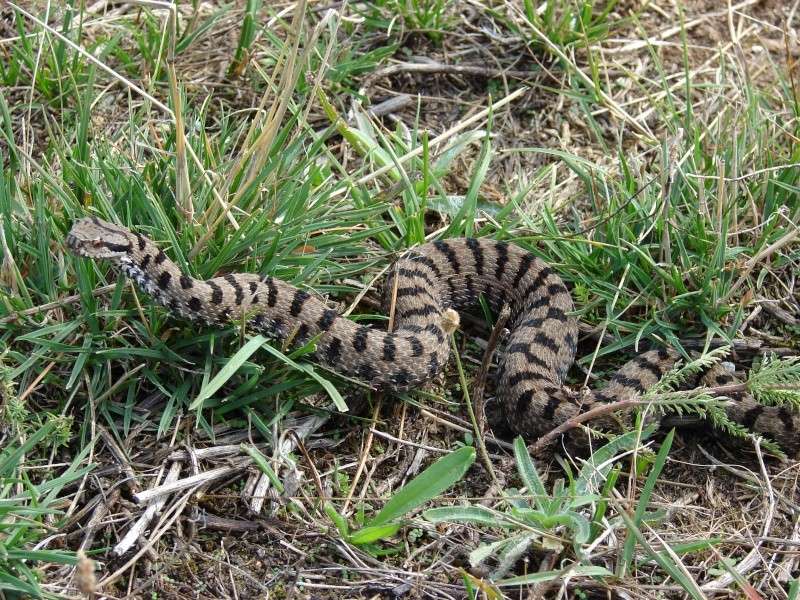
[66,217,799,453]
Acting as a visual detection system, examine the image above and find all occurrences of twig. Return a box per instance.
[529,379,756,455]
[529,399,643,455]
[167,444,259,462]
[290,430,327,502]
[365,60,540,86]
[196,514,264,533]
[0,284,117,324]
[77,488,120,554]
[452,334,499,486]
[471,305,511,438]
[98,426,139,494]
[248,472,273,515]
[99,488,195,588]
[369,428,449,454]
[366,95,414,118]
[701,439,777,591]
[343,399,382,514]
[114,462,181,556]
[133,459,250,504]
[419,409,513,451]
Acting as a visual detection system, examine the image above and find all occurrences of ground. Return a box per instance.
[1,1,799,599]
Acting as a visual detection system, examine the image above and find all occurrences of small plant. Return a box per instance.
[424,431,654,581]
[229,0,261,77]
[325,445,475,554]
[0,422,92,598]
[394,0,454,41]
[747,354,800,409]
[521,0,622,51]
[645,348,800,457]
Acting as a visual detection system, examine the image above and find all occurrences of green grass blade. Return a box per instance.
[617,429,676,577]
[368,445,475,526]
[513,436,548,512]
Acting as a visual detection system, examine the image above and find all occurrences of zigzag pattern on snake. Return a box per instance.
[66,217,799,455]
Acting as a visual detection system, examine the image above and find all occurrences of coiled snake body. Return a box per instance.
[67,217,799,454]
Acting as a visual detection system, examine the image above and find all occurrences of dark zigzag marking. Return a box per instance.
[398,304,438,319]
[326,337,342,363]
[495,241,509,280]
[610,375,647,393]
[290,290,310,317]
[104,241,132,253]
[393,368,411,388]
[506,370,553,388]
[594,391,614,404]
[521,266,552,302]
[433,240,461,274]
[514,389,534,420]
[397,266,435,284]
[250,314,266,330]
[180,275,193,290]
[466,238,484,276]
[207,281,223,305]
[742,405,764,429]
[224,274,244,306]
[266,277,278,307]
[631,355,666,381]
[358,363,375,381]
[353,326,369,352]
[546,306,568,321]
[383,337,397,362]
[157,271,171,290]
[713,371,735,386]
[506,343,551,371]
[533,332,559,354]
[512,253,535,288]
[396,285,436,301]
[272,317,284,335]
[542,395,562,421]
[412,254,442,278]
[317,309,337,331]
[428,352,439,377]
[424,323,445,343]
[518,307,568,331]
[154,249,167,264]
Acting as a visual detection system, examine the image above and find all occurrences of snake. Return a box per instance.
[66,216,799,455]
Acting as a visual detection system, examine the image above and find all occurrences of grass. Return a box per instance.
[1,0,799,597]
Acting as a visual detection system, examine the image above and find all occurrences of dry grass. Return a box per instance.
[1,0,799,598]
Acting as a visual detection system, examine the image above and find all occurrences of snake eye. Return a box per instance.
[92,240,103,247]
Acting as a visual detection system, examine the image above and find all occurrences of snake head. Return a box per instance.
[66,217,133,259]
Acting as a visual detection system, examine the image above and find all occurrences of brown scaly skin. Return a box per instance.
[66,217,799,453]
